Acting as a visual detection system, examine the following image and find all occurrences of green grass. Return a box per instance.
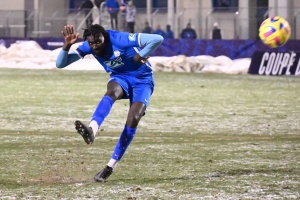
[0,68,299,199]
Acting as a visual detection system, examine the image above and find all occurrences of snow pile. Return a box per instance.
[149,55,250,74]
[0,41,251,74]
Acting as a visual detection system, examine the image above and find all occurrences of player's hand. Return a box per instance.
[61,25,79,50]
[133,54,149,64]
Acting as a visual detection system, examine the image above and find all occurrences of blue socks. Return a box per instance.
[111,126,137,160]
[91,96,114,127]
[91,96,137,162]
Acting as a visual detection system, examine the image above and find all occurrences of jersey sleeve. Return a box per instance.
[112,31,163,57]
[56,50,81,68]
[75,41,93,58]
[113,32,141,48]
[138,33,164,58]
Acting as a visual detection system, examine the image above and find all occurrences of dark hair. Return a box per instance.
[82,24,109,42]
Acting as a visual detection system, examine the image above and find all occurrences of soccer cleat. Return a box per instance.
[74,120,94,144]
[94,166,114,182]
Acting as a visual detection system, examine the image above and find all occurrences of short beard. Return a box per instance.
[94,45,106,57]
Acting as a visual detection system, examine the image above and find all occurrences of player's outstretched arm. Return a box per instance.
[56,25,81,68]
[133,34,163,64]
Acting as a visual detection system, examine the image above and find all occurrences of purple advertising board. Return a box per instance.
[248,51,300,76]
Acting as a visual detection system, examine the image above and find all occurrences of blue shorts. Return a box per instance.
[108,74,154,107]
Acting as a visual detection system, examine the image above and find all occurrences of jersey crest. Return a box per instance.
[128,34,136,41]
[104,57,124,69]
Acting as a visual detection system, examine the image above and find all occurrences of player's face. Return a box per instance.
[87,34,105,56]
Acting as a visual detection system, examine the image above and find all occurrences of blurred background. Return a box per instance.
[1,0,300,40]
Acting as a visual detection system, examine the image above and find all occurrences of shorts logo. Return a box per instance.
[128,34,136,41]
[104,57,124,69]
[114,50,121,57]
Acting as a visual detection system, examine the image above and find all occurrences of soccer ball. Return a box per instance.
[259,16,291,48]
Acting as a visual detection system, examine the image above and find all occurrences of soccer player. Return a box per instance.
[56,24,163,182]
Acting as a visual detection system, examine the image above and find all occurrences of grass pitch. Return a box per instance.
[0,68,299,199]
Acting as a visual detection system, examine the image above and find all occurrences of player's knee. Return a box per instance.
[130,113,142,123]
[105,86,123,100]
[106,92,119,101]
[126,113,142,127]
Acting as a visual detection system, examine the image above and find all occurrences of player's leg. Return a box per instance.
[111,101,146,159]
[89,81,124,133]
[75,80,126,144]
[94,79,153,182]
[94,102,146,182]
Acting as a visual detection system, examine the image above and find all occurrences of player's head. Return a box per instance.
[83,24,109,56]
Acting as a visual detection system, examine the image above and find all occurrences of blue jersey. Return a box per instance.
[56,29,163,107]
[75,30,152,77]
